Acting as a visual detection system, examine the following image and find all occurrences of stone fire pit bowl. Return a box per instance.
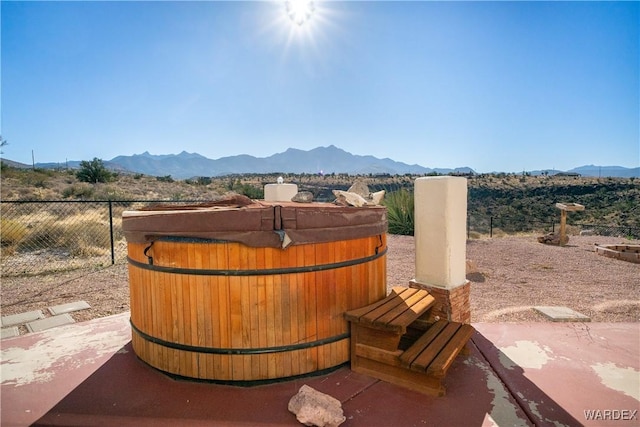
[594,244,640,264]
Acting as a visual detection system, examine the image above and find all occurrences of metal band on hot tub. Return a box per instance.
[130,320,349,355]
[127,246,387,276]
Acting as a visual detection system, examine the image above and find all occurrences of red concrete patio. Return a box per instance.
[1,313,638,427]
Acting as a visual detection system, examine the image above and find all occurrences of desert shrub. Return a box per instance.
[1,218,28,244]
[243,185,264,199]
[62,183,95,199]
[467,231,483,239]
[233,183,263,199]
[76,158,114,183]
[92,185,131,200]
[73,221,110,256]
[196,177,212,186]
[15,214,110,257]
[384,189,414,235]
[1,218,28,255]
[17,222,67,251]
[490,227,507,237]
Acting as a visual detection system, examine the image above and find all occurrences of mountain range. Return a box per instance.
[5,145,639,179]
[29,145,472,179]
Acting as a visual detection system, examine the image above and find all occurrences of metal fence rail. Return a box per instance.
[573,223,640,239]
[467,215,640,239]
[1,200,638,277]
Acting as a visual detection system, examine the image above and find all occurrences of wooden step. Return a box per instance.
[345,287,474,396]
[400,319,475,377]
[344,286,435,334]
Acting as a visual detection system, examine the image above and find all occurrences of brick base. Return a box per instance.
[408,280,471,324]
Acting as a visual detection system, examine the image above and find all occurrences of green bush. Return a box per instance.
[236,184,263,199]
[196,176,212,186]
[76,158,114,183]
[384,189,414,235]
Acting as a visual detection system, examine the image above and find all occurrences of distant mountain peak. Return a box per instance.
[105,146,440,178]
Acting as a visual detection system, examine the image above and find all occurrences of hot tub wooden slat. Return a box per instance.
[249,250,261,379]
[241,250,253,378]
[128,234,386,382]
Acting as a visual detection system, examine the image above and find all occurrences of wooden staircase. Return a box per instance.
[344,286,475,396]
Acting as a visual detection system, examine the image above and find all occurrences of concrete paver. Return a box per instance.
[533,306,591,322]
[25,313,75,333]
[48,300,91,315]
[1,327,20,339]
[1,310,44,327]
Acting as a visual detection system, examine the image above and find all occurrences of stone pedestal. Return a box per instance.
[411,176,470,323]
[409,280,471,324]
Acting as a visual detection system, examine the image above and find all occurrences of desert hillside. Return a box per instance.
[1,165,638,234]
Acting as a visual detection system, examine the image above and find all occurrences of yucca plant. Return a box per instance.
[384,188,415,235]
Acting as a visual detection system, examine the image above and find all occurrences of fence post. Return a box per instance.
[490,216,493,238]
[467,216,470,239]
[108,201,115,265]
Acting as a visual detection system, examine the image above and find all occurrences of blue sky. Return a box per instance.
[2,1,638,173]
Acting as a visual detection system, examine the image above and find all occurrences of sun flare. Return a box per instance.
[259,0,335,62]
[285,0,316,26]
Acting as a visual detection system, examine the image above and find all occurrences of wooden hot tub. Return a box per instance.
[122,198,387,383]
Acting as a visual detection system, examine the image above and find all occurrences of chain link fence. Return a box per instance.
[1,200,638,277]
[0,200,206,277]
[467,214,640,239]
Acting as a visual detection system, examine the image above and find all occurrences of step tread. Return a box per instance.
[344,287,434,333]
[400,320,474,376]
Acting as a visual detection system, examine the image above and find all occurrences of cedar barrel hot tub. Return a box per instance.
[122,197,387,383]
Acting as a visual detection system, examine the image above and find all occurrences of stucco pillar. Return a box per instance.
[409,176,471,323]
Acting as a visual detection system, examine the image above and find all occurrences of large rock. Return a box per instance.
[347,179,371,199]
[370,190,385,205]
[332,189,385,207]
[333,179,386,207]
[288,385,346,427]
[333,190,368,207]
[292,191,314,203]
[537,232,568,245]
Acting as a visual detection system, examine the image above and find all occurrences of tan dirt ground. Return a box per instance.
[2,234,638,335]
[386,234,639,323]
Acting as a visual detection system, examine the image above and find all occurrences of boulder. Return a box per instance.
[333,179,386,207]
[347,179,371,199]
[370,190,385,205]
[292,191,314,203]
[332,189,385,207]
[537,232,568,245]
[333,190,368,207]
[288,385,346,427]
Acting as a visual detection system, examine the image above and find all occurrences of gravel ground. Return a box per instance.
[2,234,638,334]
[387,234,640,322]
